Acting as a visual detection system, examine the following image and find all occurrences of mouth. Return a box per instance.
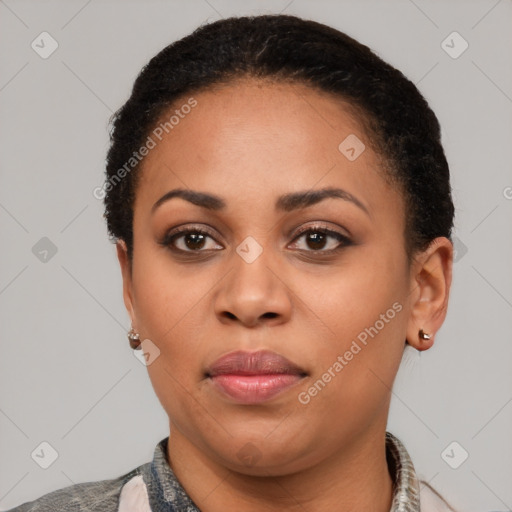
[205,350,308,404]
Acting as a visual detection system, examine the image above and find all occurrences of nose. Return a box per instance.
[213,247,293,328]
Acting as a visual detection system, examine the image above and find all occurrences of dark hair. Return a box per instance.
[104,14,454,262]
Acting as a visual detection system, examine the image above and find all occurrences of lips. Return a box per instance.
[205,350,307,404]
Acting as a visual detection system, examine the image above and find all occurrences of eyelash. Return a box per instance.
[160,223,351,257]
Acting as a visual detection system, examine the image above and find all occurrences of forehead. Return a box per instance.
[134,78,400,219]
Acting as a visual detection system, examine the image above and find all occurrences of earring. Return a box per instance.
[418,329,431,341]
[128,327,141,350]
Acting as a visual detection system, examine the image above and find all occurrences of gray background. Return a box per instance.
[1,0,511,510]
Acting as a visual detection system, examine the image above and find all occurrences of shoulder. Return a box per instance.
[419,480,458,512]
[5,466,146,512]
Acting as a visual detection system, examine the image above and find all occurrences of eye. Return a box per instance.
[288,224,351,253]
[161,226,223,253]
[160,223,351,256]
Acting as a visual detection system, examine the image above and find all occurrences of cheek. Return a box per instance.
[135,268,207,421]
[301,251,408,395]
[132,252,198,333]
[312,251,407,340]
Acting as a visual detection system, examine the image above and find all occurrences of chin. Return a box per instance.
[205,430,318,476]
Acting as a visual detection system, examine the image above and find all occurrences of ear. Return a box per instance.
[406,237,453,351]
[116,240,137,329]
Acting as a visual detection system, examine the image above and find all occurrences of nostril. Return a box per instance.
[220,311,278,322]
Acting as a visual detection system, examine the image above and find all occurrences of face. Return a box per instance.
[118,79,432,476]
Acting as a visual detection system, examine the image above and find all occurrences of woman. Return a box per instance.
[8,14,457,512]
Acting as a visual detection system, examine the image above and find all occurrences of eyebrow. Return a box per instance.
[151,187,369,215]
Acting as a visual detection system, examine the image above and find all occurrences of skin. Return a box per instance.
[117,78,453,511]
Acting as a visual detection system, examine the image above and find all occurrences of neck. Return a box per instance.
[166,425,393,512]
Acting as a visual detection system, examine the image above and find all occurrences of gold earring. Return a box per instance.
[128,327,141,350]
[418,329,431,341]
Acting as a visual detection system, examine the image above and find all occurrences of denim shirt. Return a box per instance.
[6,432,454,512]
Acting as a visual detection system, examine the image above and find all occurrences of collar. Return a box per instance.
[386,431,422,511]
[141,431,421,511]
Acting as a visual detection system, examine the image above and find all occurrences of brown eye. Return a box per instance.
[304,231,328,250]
[289,226,351,253]
[161,227,223,253]
[176,232,208,251]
